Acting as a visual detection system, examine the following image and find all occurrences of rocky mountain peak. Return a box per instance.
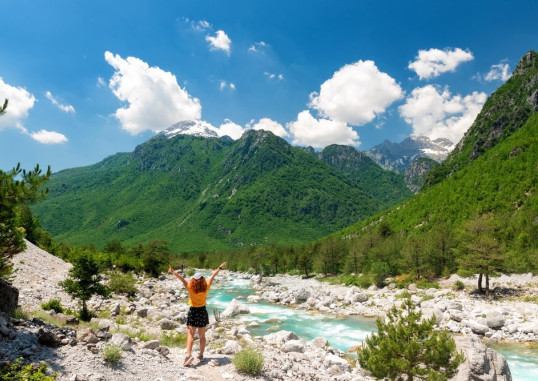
[159,120,219,139]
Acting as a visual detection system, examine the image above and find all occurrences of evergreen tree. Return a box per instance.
[59,251,110,321]
[0,99,7,116]
[457,213,505,296]
[358,295,464,380]
[1,162,51,281]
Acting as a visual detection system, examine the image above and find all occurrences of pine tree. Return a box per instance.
[59,251,110,321]
[1,162,51,281]
[0,99,7,116]
[358,295,464,380]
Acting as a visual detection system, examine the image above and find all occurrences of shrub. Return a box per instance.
[453,280,465,291]
[108,271,137,296]
[41,299,64,314]
[10,308,29,320]
[0,358,57,380]
[101,344,122,365]
[416,279,440,289]
[358,296,464,380]
[186,269,195,277]
[232,347,264,376]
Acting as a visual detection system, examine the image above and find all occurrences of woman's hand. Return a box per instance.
[220,262,227,269]
[168,265,173,273]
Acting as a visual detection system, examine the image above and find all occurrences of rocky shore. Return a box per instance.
[2,241,535,380]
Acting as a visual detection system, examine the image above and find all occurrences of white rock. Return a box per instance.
[221,298,251,318]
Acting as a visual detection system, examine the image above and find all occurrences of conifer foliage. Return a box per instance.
[358,295,464,380]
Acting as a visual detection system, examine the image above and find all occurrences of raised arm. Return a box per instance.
[169,266,188,288]
[208,262,227,287]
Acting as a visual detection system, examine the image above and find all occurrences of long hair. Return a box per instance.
[189,277,207,294]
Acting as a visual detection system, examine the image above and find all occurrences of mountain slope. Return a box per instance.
[424,50,538,188]
[305,144,413,206]
[32,130,392,252]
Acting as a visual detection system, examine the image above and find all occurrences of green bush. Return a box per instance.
[108,271,138,296]
[41,299,64,314]
[186,269,195,277]
[101,344,122,365]
[160,331,187,348]
[0,358,57,380]
[453,280,465,291]
[416,279,440,289]
[232,348,264,375]
[10,308,29,320]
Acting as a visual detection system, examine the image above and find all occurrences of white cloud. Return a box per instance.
[248,41,268,52]
[264,71,284,80]
[0,77,36,131]
[408,48,474,80]
[219,80,236,91]
[206,30,231,55]
[249,117,289,137]
[309,60,403,126]
[97,77,106,87]
[29,129,68,144]
[485,62,511,81]
[287,110,360,148]
[45,91,75,114]
[104,51,201,135]
[399,85,487,143]
[216,119,245,139]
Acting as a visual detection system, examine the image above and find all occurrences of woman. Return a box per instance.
[168,262,227,366]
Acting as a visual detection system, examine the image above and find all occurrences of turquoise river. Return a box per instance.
[206,277,538,380]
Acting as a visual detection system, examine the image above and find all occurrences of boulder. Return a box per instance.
[264,330,299,345]
[221,298,250,318]
[465,319,490,335]
[486,311,505,330]
[140,340,160,350]
[37,328,62,347]
[323,354,351,375]
[281,339,304,353]
[295,289,311,302]
[221,340,242,355]
[309,337,328,349]
[453,336,511,381]
[159,318,177,330]
[77,328,99,344]
[110,332,132,350]
[0,279,18,314]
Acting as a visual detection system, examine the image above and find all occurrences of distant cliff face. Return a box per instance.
[365,135,453,173]
[404,157,439,193]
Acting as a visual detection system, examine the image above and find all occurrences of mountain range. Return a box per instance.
[32,129,412,252]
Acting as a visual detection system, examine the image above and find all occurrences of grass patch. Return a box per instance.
[0,358,57,380]
[10,308,29,320]
[160,331,187,348]
[232,347,264,376]
[102,344,122,365]
[318,274,373,288]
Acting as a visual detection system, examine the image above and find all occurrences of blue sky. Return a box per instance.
[1,0,537,172]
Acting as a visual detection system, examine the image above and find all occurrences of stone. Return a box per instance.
[159,318,177,330]
[110,332,132,350]
[453,335,511,381]
[466,319,490,335]
[222,340,242,354]
[0,279,19,314]
[310,337,328,348]
[264,330,299,345]
[37,328,62,347]
[281,339,304,353]
[295,289,311,302]
[486,311,505,329]
[156,346,170,356]
[140,340,160,350]
[77,328,99,344]
[221,298,250,318]
[323,354,351,375]
[136,308,148,318]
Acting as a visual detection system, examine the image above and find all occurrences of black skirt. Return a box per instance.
[187,306,209,327]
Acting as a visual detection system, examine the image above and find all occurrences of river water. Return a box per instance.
[206,277,538,380]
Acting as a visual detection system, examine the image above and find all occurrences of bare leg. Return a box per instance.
[198,326,207,359]
[186,325,196,356]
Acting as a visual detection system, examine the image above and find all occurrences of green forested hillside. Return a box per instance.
[425,50,538,188]
[32,130,404,252]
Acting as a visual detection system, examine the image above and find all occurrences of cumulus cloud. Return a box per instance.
[309,60,403,126]
[249,117,289,137]
[287,110,360,148]
[206,30,231,55]
[408,48,474,80]
[485,62,511,81]
[45,91,75,113]
[29,129,68,144]
[216,119,245,139]
[399,85,487,143]
[104,51,201,135]
[0,77,36,131]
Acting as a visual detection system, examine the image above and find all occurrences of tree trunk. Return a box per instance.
[477,273,484,293]
[258,263,263,284]
[485,273,490,297]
